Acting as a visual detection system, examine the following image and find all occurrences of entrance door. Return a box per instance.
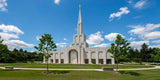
[69,50,78,64]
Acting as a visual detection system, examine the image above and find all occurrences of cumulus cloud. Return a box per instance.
[0,0,7,12]
[56,42,67,48]
[127,0,133,4]
[0,32,19,40]
[0,24,34,50]
[128,37,136,41]
[105,33,125,41]
[130,41,149,49]
[151,40,160,43]
[3,40,34,50]
[64,38,67,41]
[128,23,160,40]
[54,0,60,5]
[0,24,24,34]
[134,0,147,9]
[109,7,130,21]
[149,45,160,48]
[145,31,160,40]
[86,31,104,45]
[36,36,41,41]
[94,43,110,48]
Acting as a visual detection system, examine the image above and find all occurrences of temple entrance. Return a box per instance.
[69,50,78,64]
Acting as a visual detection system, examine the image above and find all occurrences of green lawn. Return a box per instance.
[0,69,160,80]
[0,63,154,69]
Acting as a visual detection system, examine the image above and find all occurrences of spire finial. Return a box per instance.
[79,4,81,8]
[78,4,82,23]
[77,4,82,34]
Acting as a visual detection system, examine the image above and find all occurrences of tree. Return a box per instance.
[0,36,3,44]
[0,36,11,63]
[140,43,150,62]
[151,48,160,63]
[108,34,130,71]
[34,34,57,73]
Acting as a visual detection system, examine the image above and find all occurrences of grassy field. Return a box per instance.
[0,63,154,69]
[0,69,160,80]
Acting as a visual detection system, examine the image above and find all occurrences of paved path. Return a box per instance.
[117,66,160,71]
[0,67,103,71]
[0,66,160,71]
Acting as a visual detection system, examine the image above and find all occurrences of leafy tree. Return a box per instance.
[128,48,134,59]
[34,34,57,73]
[0,36,11,63]
[0,36,3,44]
[108,34,130,71]
[151,48,160,63]
[13,48,18,52]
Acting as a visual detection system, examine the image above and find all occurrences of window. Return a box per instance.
[85,59,88,64]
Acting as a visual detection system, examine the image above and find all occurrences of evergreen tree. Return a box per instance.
[140,43,149,62]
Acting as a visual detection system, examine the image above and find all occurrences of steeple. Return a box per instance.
[71,5,88,48]
[78,5,82,23]
[77,4,82,34]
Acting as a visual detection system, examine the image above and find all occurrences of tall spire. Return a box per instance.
[78,5,82,23]
[77,4,82,34]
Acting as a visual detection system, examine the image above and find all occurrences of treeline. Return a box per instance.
[119,43,160,63]
[0,38,43,63]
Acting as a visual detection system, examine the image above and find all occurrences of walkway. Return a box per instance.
[0,66,160,71]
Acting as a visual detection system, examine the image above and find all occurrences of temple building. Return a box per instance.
[43,5,115,64]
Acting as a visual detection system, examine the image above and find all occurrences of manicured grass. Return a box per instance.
[0,63,154,69]
[0,69,160,80]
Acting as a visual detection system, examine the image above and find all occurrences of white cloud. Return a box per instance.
[134,0,147,9]
[127,0,133,4]
[105,33,125,41]
[128,37,136,41]
[0,24,24,34]
[56,42,67,48]
[0,0,7,12]
[0,24,34,50]
[36,36,41,41]
[149,45,160,48]
[128,23,160,40]
[130,41,149,49]
[109,7,130,21]
[94,43,110,48]
[86,31,104,45]
[3,40,34,50]
[64,38,67,41]
[54,0,60,5]
[133,16,142,19]
[144,31,160,40]
[151,40,160,43]
[30,50,35,52]
[0,32,19,40]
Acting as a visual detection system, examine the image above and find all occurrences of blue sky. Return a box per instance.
[0,0,160,51]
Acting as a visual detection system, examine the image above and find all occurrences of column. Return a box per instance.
[78,50,80,64]
[43,56,46,63]
[112,58,115,64]
[58,53,61,64]
[48,58,51,63]
[89,51,91,64]
[81,49,84,64]
[66,51,69,64]
[96,51,99,64]
[53,53,56,64]
[103,51,107,64]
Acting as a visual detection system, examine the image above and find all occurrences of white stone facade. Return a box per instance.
[43,5,115,64]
